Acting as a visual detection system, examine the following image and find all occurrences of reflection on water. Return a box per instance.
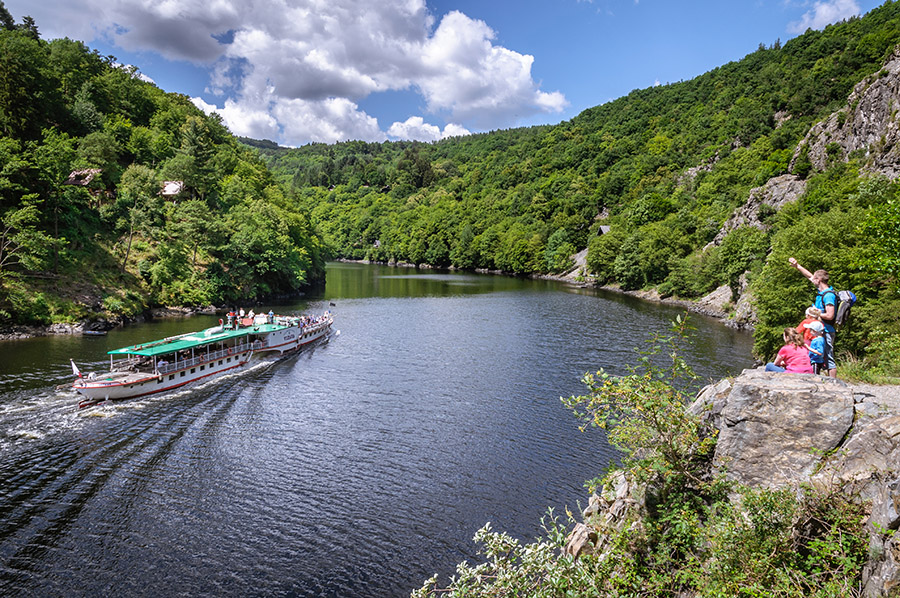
[0,263,754,597]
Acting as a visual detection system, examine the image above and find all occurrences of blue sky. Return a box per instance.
[5,0,888,146]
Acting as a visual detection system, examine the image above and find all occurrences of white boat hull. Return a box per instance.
[74,350,253,407]
[73,314,333,407]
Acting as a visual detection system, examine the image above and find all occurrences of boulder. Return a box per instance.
[706,369,855,488]
[563,522,597,558]
[813,415,900,500]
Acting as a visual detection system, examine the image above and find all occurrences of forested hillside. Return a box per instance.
[0,5,325,327]
[256,1,900,367]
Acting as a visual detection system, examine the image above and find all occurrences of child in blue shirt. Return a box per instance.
[804,320,826,375]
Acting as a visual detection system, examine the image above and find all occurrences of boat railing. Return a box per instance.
[153,341,253,375]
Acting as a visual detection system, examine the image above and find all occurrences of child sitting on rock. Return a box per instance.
[765,327,814,374]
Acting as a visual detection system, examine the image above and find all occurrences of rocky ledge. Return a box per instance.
[567,370,900,597]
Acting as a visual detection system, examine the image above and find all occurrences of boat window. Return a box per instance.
[180,372,185,377]
[218,360,223,366]
[169,375,174,380]
[191,368,196,374]
[227,357,231,362]
[200,365,205,371]
[158,378,163,384]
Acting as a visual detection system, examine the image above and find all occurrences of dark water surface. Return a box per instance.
[0,263,754,596]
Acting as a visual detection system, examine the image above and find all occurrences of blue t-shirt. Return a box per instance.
[815,287,837,333]
[809,336,825,364]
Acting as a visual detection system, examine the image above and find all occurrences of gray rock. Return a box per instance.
[791,47,900,179]
[813,416,900,500]
[863,532,900,598]
[708,174,808,247]
[563,522,597,558]
[689,376,733,432]
[573,369,900,596]
[712,370,854,488]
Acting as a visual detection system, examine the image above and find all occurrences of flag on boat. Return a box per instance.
[70,359,82,378]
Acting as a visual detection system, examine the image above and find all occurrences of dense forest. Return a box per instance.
[0,4,326,327]
[253,2,900,369]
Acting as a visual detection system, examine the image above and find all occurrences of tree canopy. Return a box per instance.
[0,6,325,324]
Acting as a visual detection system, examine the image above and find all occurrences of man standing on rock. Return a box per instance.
[788,257,837,378]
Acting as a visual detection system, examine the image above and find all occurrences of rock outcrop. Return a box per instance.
[689,370,900,597]
[697,369,855,488]
[708,174,808,247]
[564,371,900,596]
[791,46,900,179]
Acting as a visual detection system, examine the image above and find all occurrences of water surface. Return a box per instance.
[0,263,754,596]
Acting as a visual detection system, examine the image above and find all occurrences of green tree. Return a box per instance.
[115,163,160,271]
[0,29,57,139]
[0,196,56,281]
[717,226,769,300]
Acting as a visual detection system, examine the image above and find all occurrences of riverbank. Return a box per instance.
[0,305,218,342]
[595,369,900,596]
[1,256,750,341]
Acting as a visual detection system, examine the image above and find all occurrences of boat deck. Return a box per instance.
[109,323,285,357]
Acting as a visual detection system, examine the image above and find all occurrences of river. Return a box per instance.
[0,262,754,596]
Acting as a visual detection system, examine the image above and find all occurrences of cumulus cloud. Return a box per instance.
[788,0,860,34]
[417,11,568,128]
[273,97,388,145]
[4,0,565,145]
[114,63,155,85]
[387,117,471,142]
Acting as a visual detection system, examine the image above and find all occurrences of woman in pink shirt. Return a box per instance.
[765,328,814,374]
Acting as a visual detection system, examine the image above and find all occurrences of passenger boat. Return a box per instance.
[71,312,333,408]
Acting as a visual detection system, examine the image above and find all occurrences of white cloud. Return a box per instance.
[4,0,566,145]
[273,97,388,144]
[441,123,472,139]
[114,63,155,84]
[387,117,471,141]
[417,11,568,128]
[788,0,860,34]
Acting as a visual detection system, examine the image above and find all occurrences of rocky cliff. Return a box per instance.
[792,46,900,179]
[694,46,900,332]
[568,371,900,597]
[692,370,900,597]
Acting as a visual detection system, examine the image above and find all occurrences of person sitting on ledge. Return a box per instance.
[765,327,814,374]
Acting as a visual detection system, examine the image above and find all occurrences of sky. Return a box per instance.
[4,0,890,147]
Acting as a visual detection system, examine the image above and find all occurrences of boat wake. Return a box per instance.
[0,332,339,453]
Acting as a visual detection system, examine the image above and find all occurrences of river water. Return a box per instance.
[0,263,754,597]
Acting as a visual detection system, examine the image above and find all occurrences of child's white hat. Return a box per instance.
[804,321,825,335]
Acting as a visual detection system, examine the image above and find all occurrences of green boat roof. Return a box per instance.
[108,323,284,357]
